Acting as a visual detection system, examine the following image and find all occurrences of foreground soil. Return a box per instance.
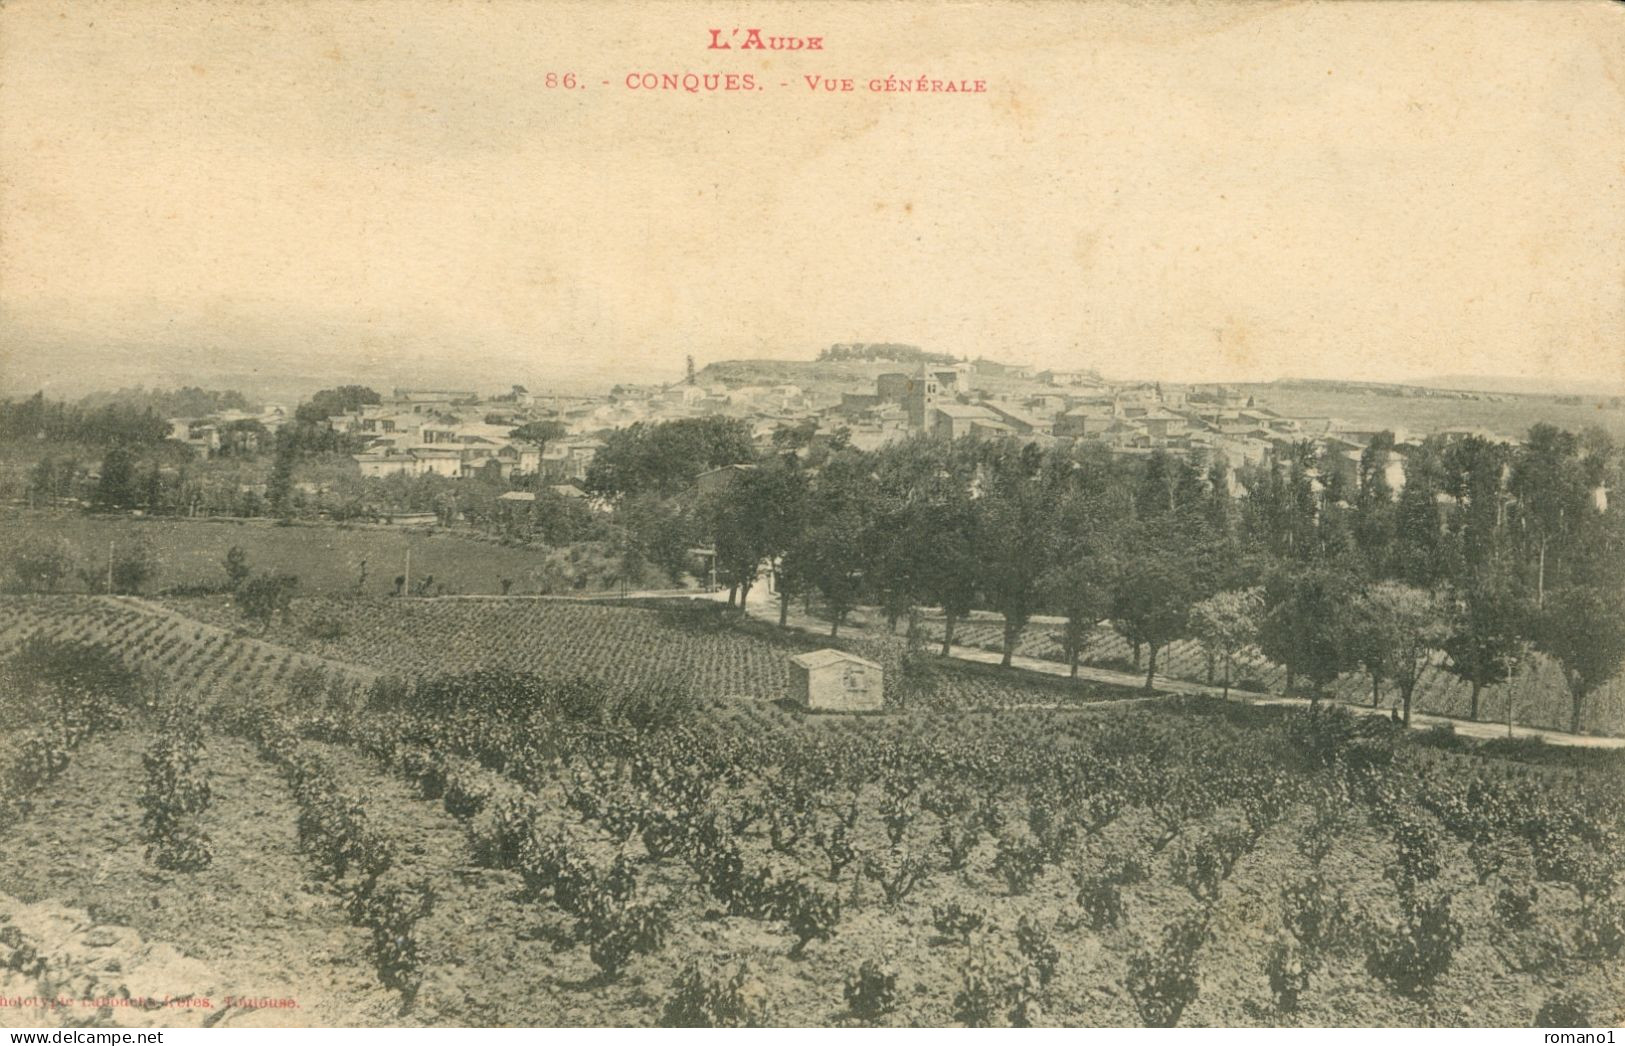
[0,732,398,1026]
[7,724,1620,1026]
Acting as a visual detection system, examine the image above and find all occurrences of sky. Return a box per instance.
[2,0,1623,397]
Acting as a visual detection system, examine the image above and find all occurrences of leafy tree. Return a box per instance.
[139,462,164,512]
[223,546,251,590]
[922,502,981,656]
[974,444,1059,667]
[1510,424,1590,603]
[267,440,296,518]
[1536,584,1625,734]
[1111,551,1197,693]
[584,417,755,500]
[92,446,137,511]
[1438,435,1511,572]
[1258,565,1358,701]
[28,456,72,503]
[705,462,806,610]
[1189,587,1263,698]
[1352,431,1398,564]
[1441,568,1531,720]
[615,493,698,585]
[111,541,159,595]
[1393,440,1449,586]
[0,391,168,446]
[1135,450,1204,519]
[238,573,299,630]
[778,454,874,636]
[771,418,820,452]
[293,385,381,426]
[9,536,72,593]
[508,420,566,451]
[78,539,159,595]
[1349,581,1449,725]
[1046,557,1115,679]
[869,438,981,654]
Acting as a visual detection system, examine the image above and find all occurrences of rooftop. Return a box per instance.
[789,649,882,671]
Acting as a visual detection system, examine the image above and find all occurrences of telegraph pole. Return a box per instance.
[107,540,115,594]
[404,546,412,597]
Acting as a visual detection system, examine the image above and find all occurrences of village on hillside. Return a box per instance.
[145,345,1586,515]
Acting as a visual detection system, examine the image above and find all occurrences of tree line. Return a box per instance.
[591,418,1623,734]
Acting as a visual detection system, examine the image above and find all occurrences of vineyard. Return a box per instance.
[151,596,1141,713]
[3,595,1624,1027]
[0,597,374,711]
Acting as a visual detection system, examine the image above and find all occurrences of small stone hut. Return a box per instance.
[787,649,885,712]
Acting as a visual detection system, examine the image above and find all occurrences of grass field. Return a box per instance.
[0,510,588,597]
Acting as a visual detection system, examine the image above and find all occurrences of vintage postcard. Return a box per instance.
[1,0,1623,1033]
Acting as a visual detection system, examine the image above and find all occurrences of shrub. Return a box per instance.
[843,960,899,1020]
[468,792,533,869]
[139,715,213,874]
[303,616,347,641]
[1266,937,1310,1014]
[223,546,251,590]
[1280,872,1349,959]
[1015,915,1059,987]
[9,536,71,593]
[1125,911,1210,1027]
[992,833,1046,895]
[1026,799,1078,861]
[148,823,213,872]
[1576,897,1625,959]
[1170,833,1225,904]
[0,925,46,977]
[352,875,436,999]
[782,879,841,957]
[1385,813,1444,895]
[1468,836,1522,886]
[1074,871,1126,930]
[1535,991,1596,1027]
[1078,788,1124,836]
[442,766,491,819]
[238,572,299,629]
[1364,888,1463,996]
[579,898,671,980]
[660,962,773,1028]
[1534,835,1617,907]
[814,823,857,882]
[937,817,980,871]
[932,901,987,946]
[861,849,932,907]
[880,791,918,847]
[1493,880,1538,931]
[951,958,1005,1028]
[10,731,71,792]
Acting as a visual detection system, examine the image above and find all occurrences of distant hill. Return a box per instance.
[1241,379,1625,441]
[694,358,886,393]
[1415,374,1625,398]
[1269,375,1625,401]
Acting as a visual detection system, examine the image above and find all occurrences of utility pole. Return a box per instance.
[107,540,115,594]
[404,547,412,597]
